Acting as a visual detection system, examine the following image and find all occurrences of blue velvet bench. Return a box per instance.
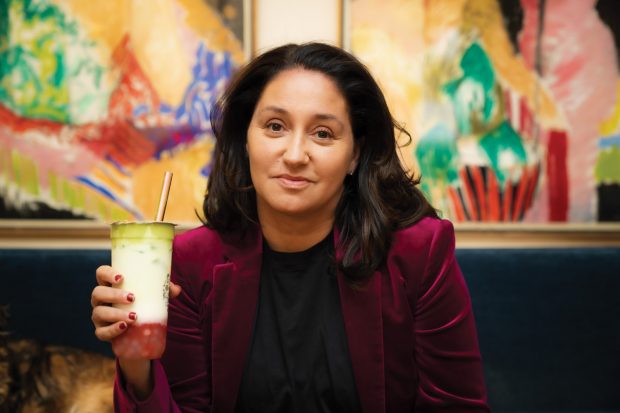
[1,247,619,412]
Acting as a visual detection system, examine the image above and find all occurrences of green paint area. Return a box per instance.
[74,184,86,210]
[10,150,21,187]
[480,120,527,186]
[415,123,460,196]
[21,152,40,196]
[443,43,498,136]
[595,146,620,184]
[110,207,133,223]
[0,0,110,123]
[0,0,8,51]
[49,171,59,201]
[62,179,75,206]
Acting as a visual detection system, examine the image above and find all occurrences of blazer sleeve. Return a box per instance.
[413,219,489,411]
[113,237,212,412]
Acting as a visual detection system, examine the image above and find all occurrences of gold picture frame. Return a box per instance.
[1,219,619,249]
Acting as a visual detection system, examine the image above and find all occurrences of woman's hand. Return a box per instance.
[91,265,137,341]
[91,265,182,342]
[91,265,182,399]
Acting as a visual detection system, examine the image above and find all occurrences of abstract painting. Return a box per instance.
[0,0,247,222]
[348,0,620,222]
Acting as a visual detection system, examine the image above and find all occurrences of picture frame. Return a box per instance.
[1,219,619,249]
[0,0,251,227]
[342,0,620,228]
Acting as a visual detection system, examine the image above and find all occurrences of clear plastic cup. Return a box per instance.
[110,221,175,359]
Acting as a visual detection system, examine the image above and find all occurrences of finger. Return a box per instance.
[169,281,182,299]
[91,285,135,308]
[92,306,137,328]
[96,265,123,286]
[94,320,130,342]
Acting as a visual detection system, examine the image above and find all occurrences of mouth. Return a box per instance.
[275,174,312,189]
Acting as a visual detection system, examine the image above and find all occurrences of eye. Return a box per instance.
[262,120,286,137]
[315,129,333,139]
[267,122,283,132]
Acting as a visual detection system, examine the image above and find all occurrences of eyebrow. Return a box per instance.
[259,105,345,128]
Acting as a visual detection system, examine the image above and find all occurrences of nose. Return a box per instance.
[282,131,309,166]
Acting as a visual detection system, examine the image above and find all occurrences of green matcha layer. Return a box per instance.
[111,222,175,242]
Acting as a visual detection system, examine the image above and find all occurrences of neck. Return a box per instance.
[258,210,335,253]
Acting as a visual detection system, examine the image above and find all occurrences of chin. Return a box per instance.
[262,199,313,217]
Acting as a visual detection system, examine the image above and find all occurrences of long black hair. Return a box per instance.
[204,42,437,283]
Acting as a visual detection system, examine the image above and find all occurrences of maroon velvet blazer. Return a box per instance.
[114,217,489,412]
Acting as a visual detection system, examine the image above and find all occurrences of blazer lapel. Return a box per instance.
[211,229,262,413]
[334,232,386,413]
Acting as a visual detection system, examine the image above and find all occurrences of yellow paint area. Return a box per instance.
[353,0,564,134]
[132,138,214,223]
[62,0,244,107]
[176,0,244,64]
[459,0,562,128]
[91,166,128,195]
[423,0,467,45]
[61,0,130,57]
[350,0,425,172]
[600,80,620,136]
[6,148,133,221]
[11,150,39,196]
[128,0,192,106]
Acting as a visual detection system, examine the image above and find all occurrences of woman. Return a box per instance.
[91,43,489,412]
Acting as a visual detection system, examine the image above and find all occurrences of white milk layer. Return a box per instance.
[112,239,172,323]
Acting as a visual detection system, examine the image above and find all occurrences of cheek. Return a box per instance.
[247,143,274,183]
[321,149,356,176]
[246,132,265,167]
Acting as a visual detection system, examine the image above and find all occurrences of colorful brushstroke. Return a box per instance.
[518,0,619,221]
[0,0,244,221]
[596,81,620,221]
[350,0,619,222]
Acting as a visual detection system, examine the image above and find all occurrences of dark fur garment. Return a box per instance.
[0,305,115,413]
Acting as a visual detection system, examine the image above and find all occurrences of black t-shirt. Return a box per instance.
[235,234,361,413]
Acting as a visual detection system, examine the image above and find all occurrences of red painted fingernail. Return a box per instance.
[119,322,127,330]
[114,274,122,282]
[127,293,135,302]
[128,312,137,321]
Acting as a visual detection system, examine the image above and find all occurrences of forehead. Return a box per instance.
[256,68,349,114]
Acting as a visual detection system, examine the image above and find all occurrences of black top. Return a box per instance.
[235,234,361,413]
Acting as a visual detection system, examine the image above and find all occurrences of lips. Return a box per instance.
[275,174,312,189]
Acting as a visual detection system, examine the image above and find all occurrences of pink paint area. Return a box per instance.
[0,123,98,189]
[1,94,156,180]
[112,322,167,360]
[519,0,618,220]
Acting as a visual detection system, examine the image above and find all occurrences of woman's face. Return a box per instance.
[247,68,358,222]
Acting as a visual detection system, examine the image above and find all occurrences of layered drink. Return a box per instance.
[111,222,175,359]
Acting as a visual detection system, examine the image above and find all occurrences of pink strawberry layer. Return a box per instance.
[112,322,167,359]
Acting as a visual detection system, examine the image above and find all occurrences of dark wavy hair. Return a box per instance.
[203,42,437,283]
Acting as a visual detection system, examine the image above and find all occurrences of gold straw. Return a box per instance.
[155,171,173,221]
